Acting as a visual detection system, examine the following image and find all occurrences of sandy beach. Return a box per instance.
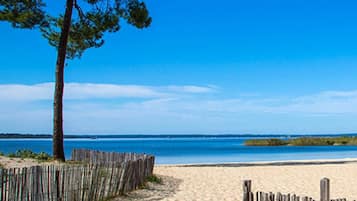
[121,160,357,201]
[2,156,357,201]
[0,156,54,168]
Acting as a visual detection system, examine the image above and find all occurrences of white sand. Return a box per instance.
[2,156,357,201]
[0,156,54,168]
[148,162,357,201]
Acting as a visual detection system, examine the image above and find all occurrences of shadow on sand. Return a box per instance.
[113,175,182,201]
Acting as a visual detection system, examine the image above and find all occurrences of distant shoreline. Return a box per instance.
[245,136,357,146]
[0,134,92,139]
[159,158,357,167]
[1,133,357,139]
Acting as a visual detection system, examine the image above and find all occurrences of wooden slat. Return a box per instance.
[243,180,252,201]
[242,177,357,201]
[0,149,155,201]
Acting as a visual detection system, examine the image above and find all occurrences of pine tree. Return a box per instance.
[0,0,151,161]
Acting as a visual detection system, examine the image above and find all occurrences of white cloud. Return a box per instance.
[1,83,357,134]
[275,90,357,114]
[166,85,216,93]
[64,83,164,99]
[0,83,214,101]
[0,83,53,101]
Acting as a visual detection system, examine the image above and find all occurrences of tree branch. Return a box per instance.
[73,0,85,20]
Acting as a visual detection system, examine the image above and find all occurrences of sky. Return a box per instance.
[1,0,357,134]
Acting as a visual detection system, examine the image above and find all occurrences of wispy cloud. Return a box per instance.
[0,83,53,101]
[275,90,357,114]
[0,83,215,101]
[1,83,357,134]
[166,85,217,93]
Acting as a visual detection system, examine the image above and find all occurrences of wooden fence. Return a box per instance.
[71,149,154,166]
[243,178,354,201]
[0,149,155,201]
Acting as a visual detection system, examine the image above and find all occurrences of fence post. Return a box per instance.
[243,180,252,201]
[320,178,330,201]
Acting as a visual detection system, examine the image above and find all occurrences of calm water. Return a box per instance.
[2,136,357,164]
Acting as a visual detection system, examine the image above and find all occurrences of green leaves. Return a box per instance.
[0,0,48,29]
[1,0,152,59]
[125,1,151,28]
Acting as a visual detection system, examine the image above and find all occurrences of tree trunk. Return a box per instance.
[53,0,74,162]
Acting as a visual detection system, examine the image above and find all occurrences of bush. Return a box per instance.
[289,137,329,146]
[245,136,357,146]
[146,175,162,184]
[35,152,52,161]
[7,149,52,161]
[245,138,288,146]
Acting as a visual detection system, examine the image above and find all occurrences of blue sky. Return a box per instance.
[1,0,357,134]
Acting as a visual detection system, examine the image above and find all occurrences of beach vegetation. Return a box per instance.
[245,136,357,146]
[245,138,288,146]
[139,175,163,189]
[146,175,163,184]
[7,149,52,161]
[0,0,152,161]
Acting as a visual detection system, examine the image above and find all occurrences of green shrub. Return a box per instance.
[35,152,52,161]
[146,175,162,184]
[7,149,52,161]
[245,136,357,146]
[245,138,288,146]
[289,137,329,146]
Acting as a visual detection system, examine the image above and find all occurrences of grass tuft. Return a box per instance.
[146,175,163,184]
[7,149,52,161]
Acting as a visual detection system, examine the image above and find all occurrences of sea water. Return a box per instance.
[2,136,357,164]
